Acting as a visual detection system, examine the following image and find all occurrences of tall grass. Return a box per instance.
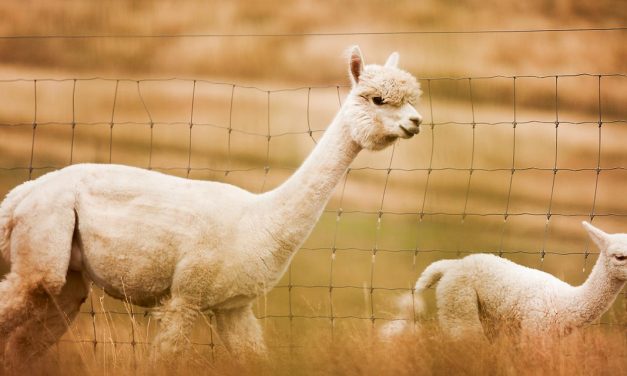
[29,321,627,376]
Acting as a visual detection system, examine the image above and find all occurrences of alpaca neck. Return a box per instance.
[563,255,625,328]
[259,102,361,272]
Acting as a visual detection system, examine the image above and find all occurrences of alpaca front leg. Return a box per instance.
[152,296,200,362]
[214,303,266,358]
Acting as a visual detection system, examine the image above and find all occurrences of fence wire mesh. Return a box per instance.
[1,72,626,361]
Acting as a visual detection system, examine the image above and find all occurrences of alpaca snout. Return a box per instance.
[410,115,423,127]
[399,115,422,138]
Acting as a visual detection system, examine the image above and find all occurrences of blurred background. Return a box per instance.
[0,0,625,364]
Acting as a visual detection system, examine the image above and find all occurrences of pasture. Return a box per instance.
[0,1,625,374]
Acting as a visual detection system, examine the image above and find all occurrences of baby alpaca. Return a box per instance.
[0,46,422,368]
[415,222,627,340]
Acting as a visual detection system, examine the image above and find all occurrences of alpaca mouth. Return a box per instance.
[399,125,419,138]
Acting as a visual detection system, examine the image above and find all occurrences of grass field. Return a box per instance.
[26,322,627,375]
[0,0,626,374]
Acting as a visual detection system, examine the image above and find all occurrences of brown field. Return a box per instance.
[24,321,627,375]
[0,0,626,374]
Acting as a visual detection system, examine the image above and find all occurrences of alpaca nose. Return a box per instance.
[410,115,422,127]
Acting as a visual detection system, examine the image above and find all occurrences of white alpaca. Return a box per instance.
[0,46,422,366]
[411,222,627,340]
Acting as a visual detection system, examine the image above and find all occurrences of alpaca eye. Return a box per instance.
[614,255,627,262]
[372,96,385,105]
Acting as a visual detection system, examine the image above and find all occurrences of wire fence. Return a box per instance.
[1,70,626,360]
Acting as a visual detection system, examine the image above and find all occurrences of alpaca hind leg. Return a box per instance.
[0,273,46,338]
[214,303,266,358]
[436,282,485,340]
[0,205,75,337]
[3,271,88,372]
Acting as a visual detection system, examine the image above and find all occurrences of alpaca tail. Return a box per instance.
[0,180,37,264]
[378,293,427,340]
[414,259,459,292]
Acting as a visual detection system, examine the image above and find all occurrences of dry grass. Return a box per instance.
[24,321,627,376]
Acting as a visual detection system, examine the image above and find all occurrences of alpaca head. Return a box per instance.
[582,221,627,280]
[344,46,423,151]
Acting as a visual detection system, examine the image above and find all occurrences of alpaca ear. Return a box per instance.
[582,221,610,251]
[348,45,364,86]
[385,52,399,68]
